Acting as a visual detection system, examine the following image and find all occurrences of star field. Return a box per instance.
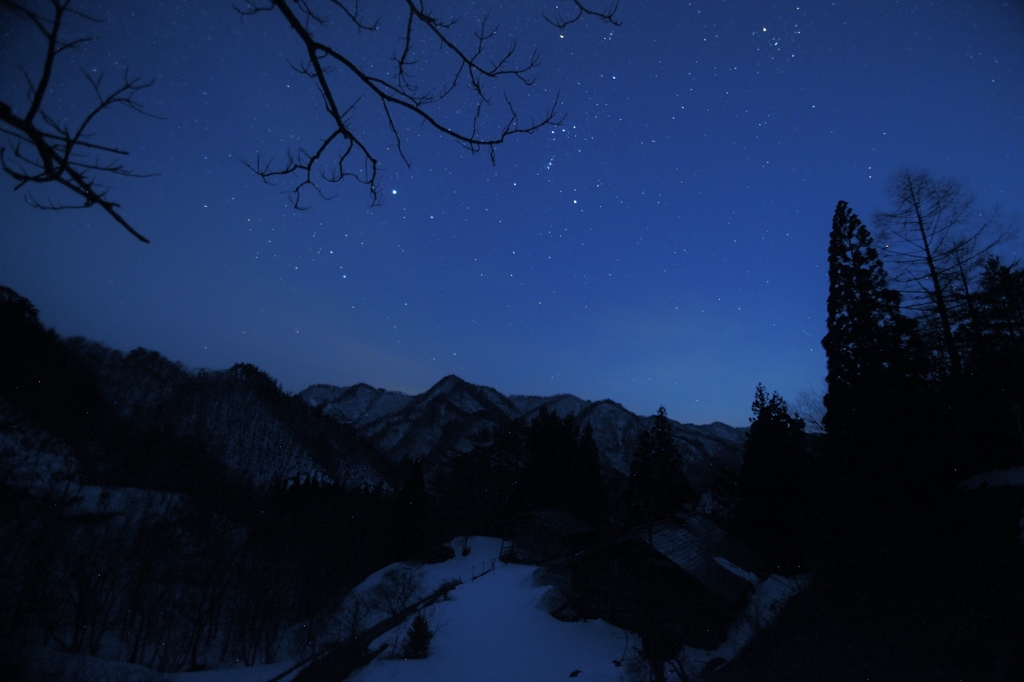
[1,0,1022,425]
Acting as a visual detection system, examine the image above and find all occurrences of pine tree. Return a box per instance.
[522,407,575,510]
[401,612,433,659]
[823,200,920,446]
[821,201,925,521]
[571,424,608,526]
[737,384,810,566]
[627,407,693,527]
[518,409,609,524]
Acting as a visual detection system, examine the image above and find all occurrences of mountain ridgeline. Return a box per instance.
[0,284,744,674]
[0,286,743,496]
[300,376,745,490]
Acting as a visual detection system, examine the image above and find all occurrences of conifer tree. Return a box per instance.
[401,612,434,659]
[822,201,924,519]
[973,257,1024,369]
[520,409,608,524]
[523,407,577,511]
[823,200,920,446]
[737,384,810,566]
[627,407,693,527]
[571,424,608,526]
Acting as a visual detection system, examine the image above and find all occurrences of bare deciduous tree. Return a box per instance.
[793,383,826,434]
[0,0,157,242]
[236,0,618,209]
[1,0,619,242]
[368,564,423,618]
[874,168,1011,378]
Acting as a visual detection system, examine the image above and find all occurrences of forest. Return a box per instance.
[2,170,1023,680]
[2,0,1023,679]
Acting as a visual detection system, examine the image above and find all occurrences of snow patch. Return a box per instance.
[350,553,632,682]
[961,466,1024,490]
[713,555,760,585]
[680,573,808,679]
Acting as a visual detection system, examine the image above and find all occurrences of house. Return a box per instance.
[498,509,597,565]
[551,514,765,650]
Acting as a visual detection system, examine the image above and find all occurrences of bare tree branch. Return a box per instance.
[544,0,620,30]
[2,0,618,240]
[239,0,611,209]
[874,168,1013,378]
[0,0,158,242]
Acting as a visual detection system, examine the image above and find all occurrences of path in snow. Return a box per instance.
[349,537,633,682]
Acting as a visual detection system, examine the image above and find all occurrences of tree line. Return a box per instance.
[736,168,1023,568]
[1,285,701,674]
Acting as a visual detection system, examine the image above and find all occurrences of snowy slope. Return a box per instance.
[157,536,805,682]
[349,537,633,682]
[300,376,748,486]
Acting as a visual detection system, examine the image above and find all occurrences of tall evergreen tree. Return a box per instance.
[955,257,1024,469]
[442,423,524,532]
[627,407,693,527]
[822,201,925,520]
[973,257,1024,369]
[519,409,608,524]
[737,384,810,567]
[823,200,920,445]
[522,407,577,511]
[571,424,608,526]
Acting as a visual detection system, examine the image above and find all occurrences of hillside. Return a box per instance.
[300,375,746,490]
[1,285,751,679]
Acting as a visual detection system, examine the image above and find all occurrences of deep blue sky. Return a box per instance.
[2,0,1022,426]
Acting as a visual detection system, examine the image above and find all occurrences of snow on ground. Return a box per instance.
[680,572,808,679]
[166,660,297,682]
[961,466,1024,490]
[350,537,632,682]
[143,536,806,682]
[166,537,631,682]
[354,536,505,600]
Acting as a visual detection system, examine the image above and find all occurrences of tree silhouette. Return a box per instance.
[823,200,920,445]
[572,424,608,526]
[974,257,1024,362]
[955,257,1024,469]
[0,1,157,242]
[874,169,1009,379]
[626,406,693,528]
[0,0,619,241]
[521,408,607,523]
[441,423,524,532]
[401,612,433,659]
[737,383,809,566]
[822,200,926,523]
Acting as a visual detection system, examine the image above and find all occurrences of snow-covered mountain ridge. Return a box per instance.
[300,374,746,488]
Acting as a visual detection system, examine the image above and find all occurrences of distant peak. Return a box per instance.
[431,374,468,391]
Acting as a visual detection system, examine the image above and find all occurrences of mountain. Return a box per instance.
[300,375,746,489]
[1,283,743,495]
[0,285,387,493]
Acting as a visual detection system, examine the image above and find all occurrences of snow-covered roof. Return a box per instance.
[640,516,761,605]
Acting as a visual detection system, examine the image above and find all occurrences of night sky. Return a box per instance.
[2,0,1022,426]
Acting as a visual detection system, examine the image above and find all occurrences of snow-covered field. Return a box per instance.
[350,538,634,682]
[167,537,635,682]
[36,535,805,681]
